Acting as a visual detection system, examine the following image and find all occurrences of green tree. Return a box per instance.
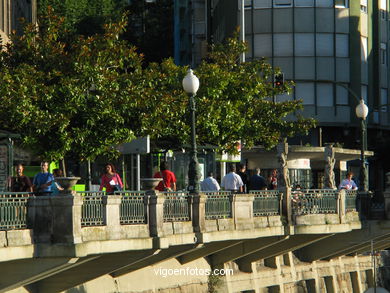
[0,11,315,166]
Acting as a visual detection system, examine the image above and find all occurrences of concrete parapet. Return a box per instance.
[147,191,164,238]
[233,193,254,230]
[192,193,206,233]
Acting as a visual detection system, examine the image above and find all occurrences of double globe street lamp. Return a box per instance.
[182,69,201,193]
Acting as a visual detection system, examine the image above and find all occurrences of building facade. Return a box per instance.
[0,0,36,45]
[183,0,390,193]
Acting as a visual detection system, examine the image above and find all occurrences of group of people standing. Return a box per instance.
[201,164,278,192]
[7,161,63,195]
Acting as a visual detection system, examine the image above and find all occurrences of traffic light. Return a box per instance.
[274,73,284,88]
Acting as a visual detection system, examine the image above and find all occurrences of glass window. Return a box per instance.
[336,85,348,105]
[276,93,293,102]
[274,0,292,7]
[254,34,272,57]
[295,33,314,56]
[361,85,368,103]
[295,0,314,7]
[335,0,348,8]
[274,33,293,56]
[316,33,334,57]
[317,83,333,107]
[254,0,272,8]
[295,82,315,105]
[381,88,388,112]
[316,0,333,7]
[336,34,349,57]
[361,0,367,13]
[380,0,387,10]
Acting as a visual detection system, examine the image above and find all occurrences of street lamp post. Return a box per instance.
[355,99,369,192]
[182,69,201,193]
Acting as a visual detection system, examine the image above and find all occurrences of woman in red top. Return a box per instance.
[99,163,123,194]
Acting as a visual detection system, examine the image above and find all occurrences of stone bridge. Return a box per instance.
[0,189,389,292]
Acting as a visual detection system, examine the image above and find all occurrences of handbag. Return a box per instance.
[112,174,123,192]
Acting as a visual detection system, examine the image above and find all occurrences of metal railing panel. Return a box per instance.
[250,190,280,216]
[0,192,34,230]
[345,190,358,212]
[204,191,233,220]
[116,191,147,225]
[291,189,338,215]
[79,191,106,227]
[162,191,190,222]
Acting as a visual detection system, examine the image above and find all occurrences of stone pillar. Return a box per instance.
[324,144,336,189]
[281,187,292,225]
[232,193,254,230]
[103,195,121,239]
[357,191,372,220]
[192,193,206,233]
[148,190,165,237]
[28,193,83,244]
[383,172,390,219]
[337,189,346,224]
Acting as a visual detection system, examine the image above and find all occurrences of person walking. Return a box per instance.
[268,169,278,190]
[201,172,220,191]
[154,161,177,192]
[249,168,267,191]
[99,163,123,194]
[221,165,243,192]
[7,163,33,192]
[32,161,54,196]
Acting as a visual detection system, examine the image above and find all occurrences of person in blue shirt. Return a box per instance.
[50,168,64,195]
[32,161,54,196]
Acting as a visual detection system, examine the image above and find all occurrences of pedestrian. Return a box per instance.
[339,172,358,190]
[221,165,243,192]
[201,172,220,191]
[99,163,123,194]
[154,161,177,192]
[249,168,267,191]
[268,169,278,190]
[237,163,249,192]
[7,163,33,192]
[51,169,64,195]
[32,161,55,196]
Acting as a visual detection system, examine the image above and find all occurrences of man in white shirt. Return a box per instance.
[201,172,220,191]
[339,172,358,190]
[221,165,244,192]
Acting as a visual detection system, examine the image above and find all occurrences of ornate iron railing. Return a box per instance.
[345,190,358,212]
[79,191,106,227]
[163,191,190,222]
[204,191,233,219]
[291,189,338,215]
[116,191,147,224]
[250,190,280,216]
[0,192,34,230]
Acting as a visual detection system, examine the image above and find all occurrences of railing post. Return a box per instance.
[338,189,346,223]
[102,195,121,239]
[233,193,254,230]
[192,193,206,233]
[148,190,164,237]
[281,187,292,225]
[28,193,82,244]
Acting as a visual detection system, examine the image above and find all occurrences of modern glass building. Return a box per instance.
[183,0,390,193]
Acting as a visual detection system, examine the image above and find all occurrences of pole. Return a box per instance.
[240,0,245,63]
[188,93,200,193]
[87,159,91,191]
[359,118,368,192]
[136,154,141,191]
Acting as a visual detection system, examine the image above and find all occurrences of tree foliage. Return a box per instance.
[0,11,315,162]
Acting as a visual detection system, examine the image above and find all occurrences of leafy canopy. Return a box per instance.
[0,11,315,162]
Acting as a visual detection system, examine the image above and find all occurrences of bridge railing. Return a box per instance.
[0,192,34,230]
[115,191,147,225]
[162,191,190,222]
[250,190,281,216]
[291,189,339,215]
[204,191,233,219]
[345,190,358,212]
[79,191,106,227]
